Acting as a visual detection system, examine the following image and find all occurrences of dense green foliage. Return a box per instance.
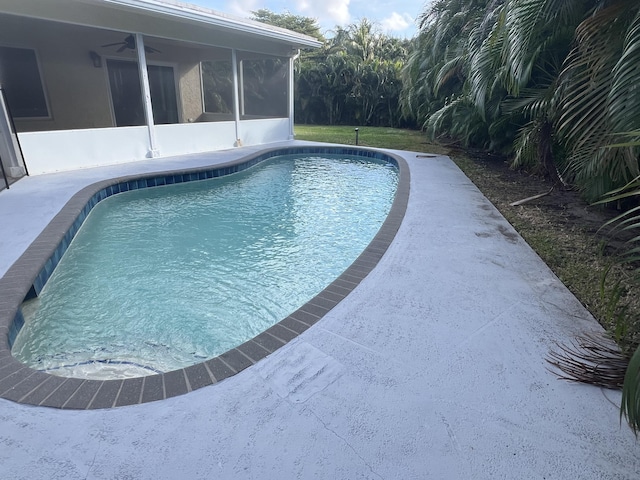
[296,21,409,127]
[401,0,640,202]
[251,12,410,127]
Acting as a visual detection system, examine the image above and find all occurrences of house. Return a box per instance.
[0,0,321,185]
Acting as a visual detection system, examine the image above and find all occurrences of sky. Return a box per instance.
[191,0,429,38]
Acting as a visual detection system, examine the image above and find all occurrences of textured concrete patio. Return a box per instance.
[0,141,638,479]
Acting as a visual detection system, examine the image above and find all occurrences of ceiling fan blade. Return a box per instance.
[101,41,124,48]
[124,35,136,49]
[103,34,159,54]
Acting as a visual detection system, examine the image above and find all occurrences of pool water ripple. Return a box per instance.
[12,154,398,379]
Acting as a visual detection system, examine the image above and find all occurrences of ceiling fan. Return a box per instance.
[101,34,161,54]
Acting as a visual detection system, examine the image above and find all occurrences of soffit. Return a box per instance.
[0,0,321,56]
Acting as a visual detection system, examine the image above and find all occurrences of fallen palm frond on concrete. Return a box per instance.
[547,332,629,390]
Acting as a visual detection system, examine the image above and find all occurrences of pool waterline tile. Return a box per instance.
[0,146,409,409]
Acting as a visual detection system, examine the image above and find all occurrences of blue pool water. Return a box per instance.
[12,154,398,378]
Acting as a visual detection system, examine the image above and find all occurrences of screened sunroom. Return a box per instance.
[0,0,321,182]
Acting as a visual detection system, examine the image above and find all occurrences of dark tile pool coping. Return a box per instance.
[0,146,409,409]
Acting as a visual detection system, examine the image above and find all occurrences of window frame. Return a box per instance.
[0,44,51,121]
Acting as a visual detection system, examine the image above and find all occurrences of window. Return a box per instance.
[0,46,49,118]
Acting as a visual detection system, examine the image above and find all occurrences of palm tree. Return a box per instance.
[295,18,408,127]
[405,0,640,200]
[346,19,381,63]
[401,0,502,147]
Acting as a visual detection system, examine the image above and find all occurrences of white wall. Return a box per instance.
[155,122,236,157]
[19,127,150,175]
[238,118,289,147]
[18,119,291,175]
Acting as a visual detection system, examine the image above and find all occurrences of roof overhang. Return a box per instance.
[0,0,322,55]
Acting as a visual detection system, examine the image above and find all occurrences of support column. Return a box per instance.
[136,33,159,158]
[288,51,298,140]
[238,60,245,116]
[231,49,241,146]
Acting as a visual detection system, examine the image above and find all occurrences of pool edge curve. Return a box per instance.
[0,145,410,409]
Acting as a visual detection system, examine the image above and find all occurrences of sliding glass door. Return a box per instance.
[107,59,178,126]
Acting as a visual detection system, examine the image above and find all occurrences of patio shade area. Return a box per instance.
[0,0,321,176]
[0,142,638,479]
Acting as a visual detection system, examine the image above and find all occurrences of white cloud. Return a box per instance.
[295,0,351,26]
[380,11,412,32]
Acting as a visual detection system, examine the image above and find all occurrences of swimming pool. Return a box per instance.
[13,154,397,378]
[0,146,409,408]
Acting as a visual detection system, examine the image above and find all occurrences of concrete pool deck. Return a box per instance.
[0,141,638,479]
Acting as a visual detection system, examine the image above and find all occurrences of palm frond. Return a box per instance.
[557,2,640,199]
[434,54,467,94]
[622,344,640,434]
[547,332,628,390]
[608,10,640,134]
[502,0,547,94]
[468,6,505,118]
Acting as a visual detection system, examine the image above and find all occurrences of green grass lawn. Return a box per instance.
[294,124,449,154]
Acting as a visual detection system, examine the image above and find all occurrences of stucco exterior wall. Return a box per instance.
[0,16,114,132]
[178,63,203,123]
[0,14,247,132]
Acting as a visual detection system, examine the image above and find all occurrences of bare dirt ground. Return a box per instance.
[452,149,610,234]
